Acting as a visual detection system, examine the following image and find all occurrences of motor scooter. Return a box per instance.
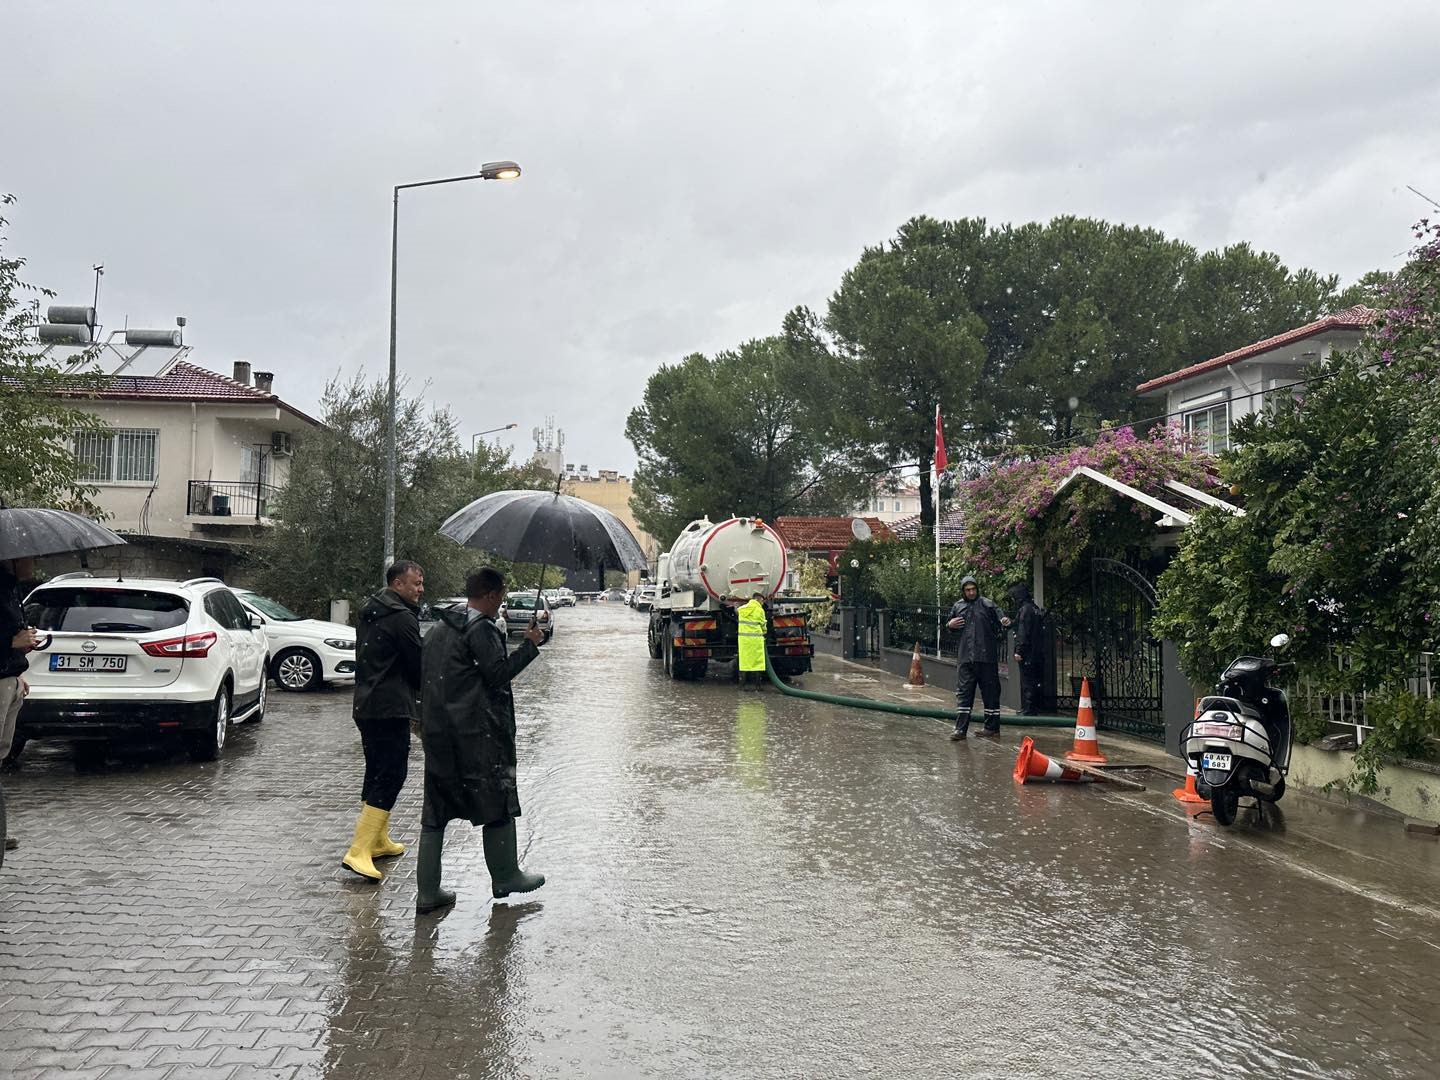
[1181,633,1293,827]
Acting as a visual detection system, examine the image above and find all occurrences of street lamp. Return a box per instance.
[471,423,518,477]
[383,161,522,579]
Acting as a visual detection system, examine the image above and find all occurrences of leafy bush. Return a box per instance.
[1350,690,1440,794]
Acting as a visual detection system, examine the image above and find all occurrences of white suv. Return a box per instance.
[233,589,357,692]
[18,575,268,763]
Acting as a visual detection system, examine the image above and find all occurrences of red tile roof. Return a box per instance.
[773,516,894,551]
[890,508,967,544]
[1135,305,1377,395]
[58,361,321,426]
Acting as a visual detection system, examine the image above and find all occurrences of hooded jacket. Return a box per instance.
[948,575,1006,665]
[420,605,539,826]
[1,568,30,679]
[1007,583,1045,664]
[352,588,422,721]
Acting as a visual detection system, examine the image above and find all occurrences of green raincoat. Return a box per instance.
[737,598,768,673]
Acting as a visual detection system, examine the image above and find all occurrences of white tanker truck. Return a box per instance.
[647,516,815,681]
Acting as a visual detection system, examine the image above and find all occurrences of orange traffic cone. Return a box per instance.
[1065,678,1109,763]
[906,642,926,688]
[1014,736,1089,784]
[1172,761,1209,805]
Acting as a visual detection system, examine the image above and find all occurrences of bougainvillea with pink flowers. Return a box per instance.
[958,424,1213,585]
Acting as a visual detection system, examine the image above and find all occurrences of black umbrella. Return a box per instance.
[439,486,648,612]
[0,506,127,562]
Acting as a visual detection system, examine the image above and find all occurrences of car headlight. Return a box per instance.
[325,638,356,650]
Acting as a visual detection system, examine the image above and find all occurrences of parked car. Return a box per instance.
[634,585,658,612]
[421,597,507,638]
[500,592,554,642]
[599,588,628,602]
[18,575,268,763]
[555,588,577,607]
[233,589,356,692]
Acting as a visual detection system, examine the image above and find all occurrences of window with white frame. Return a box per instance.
[1184,404,1230,454]
[73,428,159,483]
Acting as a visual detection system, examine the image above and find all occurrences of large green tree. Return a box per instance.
[0,195,106,515]
[786,216,990,532]
[787,215,1360,531]
[253,373,550,618]
[626,336,871,542]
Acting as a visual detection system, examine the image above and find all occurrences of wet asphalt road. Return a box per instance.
[2,603,1439,1079]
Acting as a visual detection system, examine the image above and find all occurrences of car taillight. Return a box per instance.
[142,631,218,658]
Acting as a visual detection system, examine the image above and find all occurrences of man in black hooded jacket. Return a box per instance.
[946,574,1010,739]
[342,560,424,880]
[415,565,546,914]
[1008,582,1047,716]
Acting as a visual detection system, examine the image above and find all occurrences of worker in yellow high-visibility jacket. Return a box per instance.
[736,591,768,691]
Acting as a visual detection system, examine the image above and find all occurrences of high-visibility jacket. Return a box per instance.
[736,598,768,673]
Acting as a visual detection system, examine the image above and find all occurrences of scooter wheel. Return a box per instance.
[1211,786,1239,826]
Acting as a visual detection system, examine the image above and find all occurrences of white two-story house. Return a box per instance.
[33,309,319,581]
[1135,305,1376,453]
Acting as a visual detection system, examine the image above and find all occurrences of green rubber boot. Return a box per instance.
[481,819,545,899]
[415,827,456,914]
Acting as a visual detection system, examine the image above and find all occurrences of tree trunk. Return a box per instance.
[918,454,934,535]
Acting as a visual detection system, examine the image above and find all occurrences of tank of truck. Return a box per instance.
[666,517,787,601]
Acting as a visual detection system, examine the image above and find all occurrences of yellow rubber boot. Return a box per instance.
[341,805,384,880]
[370,806,405,859]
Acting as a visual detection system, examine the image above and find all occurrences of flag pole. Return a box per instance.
[934,403,944,657]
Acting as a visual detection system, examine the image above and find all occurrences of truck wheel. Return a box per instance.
[663,634,674,677]
[647,618,664,659]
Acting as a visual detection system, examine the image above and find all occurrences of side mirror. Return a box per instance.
[1269,633,1291,650]
[249,613,264,629]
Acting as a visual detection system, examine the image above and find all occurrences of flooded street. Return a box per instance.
[3,603,1439,1079]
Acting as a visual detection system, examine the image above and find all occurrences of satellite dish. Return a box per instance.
[851,518,872,542]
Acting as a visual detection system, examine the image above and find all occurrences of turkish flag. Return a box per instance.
[934,405,948,475]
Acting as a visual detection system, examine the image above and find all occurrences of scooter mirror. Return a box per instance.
[1270,633,1291,649]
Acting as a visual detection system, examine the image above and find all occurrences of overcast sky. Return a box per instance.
[6,1,1437,472]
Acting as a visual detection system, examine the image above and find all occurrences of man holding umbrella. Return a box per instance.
[416,566,546,913]
[1,556,37,851]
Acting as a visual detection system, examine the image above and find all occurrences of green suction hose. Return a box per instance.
[765,655,1075,727]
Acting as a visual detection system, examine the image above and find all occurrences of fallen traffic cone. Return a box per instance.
[1014,736,1089,784]
[1172,760,1210,806]
[1065,678,1109,763]
[906,642,926,688]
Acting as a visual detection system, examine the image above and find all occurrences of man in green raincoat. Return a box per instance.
[736,591,768,690]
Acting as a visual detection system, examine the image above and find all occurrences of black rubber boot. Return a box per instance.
[482,819,545,899]
[415,827,456,914]
[950,713,970,740]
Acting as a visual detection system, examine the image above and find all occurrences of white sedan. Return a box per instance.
[234,590,357,692]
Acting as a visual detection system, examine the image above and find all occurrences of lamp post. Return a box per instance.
[471,423,518,478]
[383,160,522,579]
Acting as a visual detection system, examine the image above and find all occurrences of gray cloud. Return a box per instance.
[5,0,1436,472]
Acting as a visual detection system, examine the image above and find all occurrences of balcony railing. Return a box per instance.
[187,480,280,522]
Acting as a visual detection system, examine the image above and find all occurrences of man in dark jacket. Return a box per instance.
[1008,582,1047,716]
[342,560,424,880]
[946,574,1011,740]
[415,565,545,914]
[1,557,38,852]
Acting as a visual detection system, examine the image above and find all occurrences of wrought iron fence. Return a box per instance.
[884,606,962,659]
[187,480,280,521]
[1299,651,1436,746]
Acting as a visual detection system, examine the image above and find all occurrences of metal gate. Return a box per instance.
[1048,555,1165,742]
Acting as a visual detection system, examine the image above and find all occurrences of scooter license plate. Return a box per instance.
[1202,752,1233,771]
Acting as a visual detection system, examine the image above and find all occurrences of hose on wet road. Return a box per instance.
[764,656,1075,727]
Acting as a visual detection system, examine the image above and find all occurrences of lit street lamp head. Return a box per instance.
[480,160,522,180]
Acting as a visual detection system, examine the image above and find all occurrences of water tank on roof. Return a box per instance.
[124,328,183,347]
[38,323,92,344]
[46,305,96,326]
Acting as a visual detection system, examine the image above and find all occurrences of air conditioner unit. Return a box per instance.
[270,431,293,456]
